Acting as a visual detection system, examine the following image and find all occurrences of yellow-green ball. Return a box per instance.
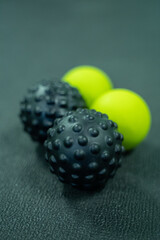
[91,89,151,150]
[62,65,113,107]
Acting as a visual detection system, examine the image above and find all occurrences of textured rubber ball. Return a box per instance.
[62,65,113,107]
[19,79,86,143]
[44,108,124,190]
[91,89,151,150]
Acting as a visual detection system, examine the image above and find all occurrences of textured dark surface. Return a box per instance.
[45,109,124,189]
[19,80,86,142]
[0,0,160,240]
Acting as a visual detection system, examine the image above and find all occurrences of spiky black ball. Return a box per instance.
[44,108,125,190]
[19,80,86,143]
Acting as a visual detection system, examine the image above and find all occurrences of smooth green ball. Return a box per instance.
[62,65,113,107]
[91,89,151,150]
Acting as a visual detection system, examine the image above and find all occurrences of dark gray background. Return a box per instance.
[0,0,160,239]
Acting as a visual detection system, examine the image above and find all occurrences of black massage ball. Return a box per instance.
[44,108,125,190]
[19,80,86,143]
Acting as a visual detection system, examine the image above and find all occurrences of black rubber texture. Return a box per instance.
[44,108,124,190]
[19,80,86,143]
[1,1,160,239]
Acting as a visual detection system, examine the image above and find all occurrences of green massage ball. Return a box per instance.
[62,65,113,107]
[91,89,151,150]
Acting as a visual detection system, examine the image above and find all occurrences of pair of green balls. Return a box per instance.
[62,66,151,150]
